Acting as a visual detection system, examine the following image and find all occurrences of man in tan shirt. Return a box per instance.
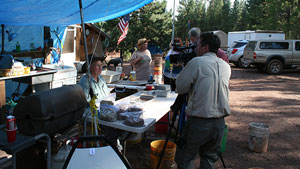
[175,32,231,169]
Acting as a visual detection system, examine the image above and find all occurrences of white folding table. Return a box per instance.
[89,91,177,134]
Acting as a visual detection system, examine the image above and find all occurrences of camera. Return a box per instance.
[169,44,197,66]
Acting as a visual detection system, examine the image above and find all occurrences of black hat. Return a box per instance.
[81,54,104,73]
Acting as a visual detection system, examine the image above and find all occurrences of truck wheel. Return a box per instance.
[267,59,283,74]
[238,56,249,68]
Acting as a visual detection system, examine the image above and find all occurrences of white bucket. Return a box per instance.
[248,122,269,153]
[126,133,142,145]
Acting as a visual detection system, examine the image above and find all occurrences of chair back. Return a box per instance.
[62,135,132,169]
[220,125,228,153]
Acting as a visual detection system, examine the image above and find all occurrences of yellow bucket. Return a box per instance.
[150,140,176,169]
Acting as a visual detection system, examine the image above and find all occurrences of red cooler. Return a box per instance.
[155,114,169,134]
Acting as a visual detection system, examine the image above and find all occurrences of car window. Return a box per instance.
[232,42,248,48]
[260,42,289,49]
[245,41,257,50]
[296,42,300,51]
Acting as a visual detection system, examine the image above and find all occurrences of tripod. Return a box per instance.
[155,110,180,169]
[155,94,227,169]
[155,94,186,169]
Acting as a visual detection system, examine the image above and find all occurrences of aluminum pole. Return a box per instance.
[171,0,176,45]
[78,0,89,63]
[78,0,94,98]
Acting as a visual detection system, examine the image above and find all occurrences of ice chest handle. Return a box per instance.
[115,87,126,93]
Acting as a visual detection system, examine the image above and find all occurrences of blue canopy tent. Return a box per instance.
[0,0,153,60]
[0,0,153,26]
[1,2,154,168]
[0,0,153,100]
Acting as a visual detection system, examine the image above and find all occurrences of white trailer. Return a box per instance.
[228,30,285,48]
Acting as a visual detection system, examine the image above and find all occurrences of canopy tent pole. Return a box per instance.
[78,0,94,98]
[156,2,176,168]
[78,0,99,141]
[171,0,175,45]
[79,0,89,75]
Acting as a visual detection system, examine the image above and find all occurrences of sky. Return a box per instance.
[165,0,236,14]
[166,0,180,14]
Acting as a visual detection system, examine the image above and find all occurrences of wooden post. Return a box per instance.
[0,80,6,124]
[0,80,5,107]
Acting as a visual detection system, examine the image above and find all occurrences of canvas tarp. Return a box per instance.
[0,0,153,26]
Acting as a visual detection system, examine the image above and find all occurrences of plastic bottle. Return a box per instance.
[149,74,153,82]
[116,63,122,73]
[16,41,20,52]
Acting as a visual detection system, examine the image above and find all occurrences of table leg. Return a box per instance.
[34,133,51,169]
[32,85,36,93]
[12,153,16,169]
[123,141,127,156]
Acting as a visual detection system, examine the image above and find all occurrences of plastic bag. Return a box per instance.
[115,100,143,120]
[115,101,131,113]
[127,105,143,112]
[120,111,144,127]
[98,104,119,122]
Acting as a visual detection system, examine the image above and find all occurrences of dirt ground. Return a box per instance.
[124,64,300,169]
[1,62,299,169]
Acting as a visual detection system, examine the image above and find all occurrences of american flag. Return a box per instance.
[117,14,130,45]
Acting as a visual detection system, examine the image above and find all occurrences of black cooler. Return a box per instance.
[13,84,87,136]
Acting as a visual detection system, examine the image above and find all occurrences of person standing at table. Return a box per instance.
[174,32,231,169]
[130,38,152,80]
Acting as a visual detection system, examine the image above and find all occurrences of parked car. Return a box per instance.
[244,39,300,74]
[227,40,249,68]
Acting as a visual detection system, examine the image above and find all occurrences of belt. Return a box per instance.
[189,116,224,120]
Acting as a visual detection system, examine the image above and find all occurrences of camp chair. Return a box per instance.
[62,135,132,169]
[219,125,228,169]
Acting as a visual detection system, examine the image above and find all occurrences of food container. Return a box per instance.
[146,84,153,90]
[155,89,171,97]
[24,67,31,74]
[101,70,122,83]
[0,67,27,77]
[0,69,13,77]
[154,84,171,91]
[130,71,136,81]
[12,67,25,76]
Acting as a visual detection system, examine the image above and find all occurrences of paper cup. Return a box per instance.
[146,85,153,90]
[6,128,17,143]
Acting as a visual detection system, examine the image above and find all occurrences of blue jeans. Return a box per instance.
[175,117,225,169]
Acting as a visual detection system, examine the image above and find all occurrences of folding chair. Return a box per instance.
[62,135,132,169]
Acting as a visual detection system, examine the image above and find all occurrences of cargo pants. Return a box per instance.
[175,117,225,169]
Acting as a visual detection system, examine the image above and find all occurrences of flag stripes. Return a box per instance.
[117,14,130,45]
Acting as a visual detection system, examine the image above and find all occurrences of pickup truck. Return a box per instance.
[244,39,300,74]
